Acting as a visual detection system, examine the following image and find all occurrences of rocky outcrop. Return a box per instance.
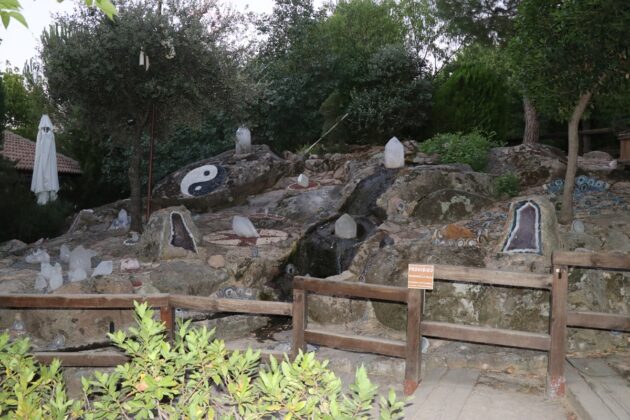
[139,206,202,261]
[152,145,291,212]
[487,144,566,187]
[376,166,495,223]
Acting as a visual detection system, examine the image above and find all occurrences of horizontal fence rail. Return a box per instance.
[1,251,627,399]
[0,293,292,367]
[293,266,555,396]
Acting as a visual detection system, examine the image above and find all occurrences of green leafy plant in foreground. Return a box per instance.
[419,130,502,171]
[1,302,405,419]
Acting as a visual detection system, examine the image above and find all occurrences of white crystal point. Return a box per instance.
[232,216,260,238]
[297,174,309,187]
[384,136,405,169]
[92,261,113,277]
[68,268,88,283]
[334,213,357,239]
[69,245,95,273]
[235,126,252,154]
[25,249,50,264]
[48,263,63,290]
[35,274,48,291]
[59,244,71,263]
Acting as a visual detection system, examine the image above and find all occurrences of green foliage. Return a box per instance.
[419,130,501,171]
[494,172,520,197]
[0,157,73,243]
[0,74,5,132]
[431,46,521,140]
[346,44,432,143]
[42,0,243,229]
[0,331,82,418]
[1,66,52,140]
[507,0,630,120]
[1,302,405,419]
[0,0,116,29]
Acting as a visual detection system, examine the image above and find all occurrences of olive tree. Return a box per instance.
[508,0,630,223]
[42,0,241,231]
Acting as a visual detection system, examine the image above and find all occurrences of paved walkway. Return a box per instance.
[403,367,571,420]
[566,355,630,420]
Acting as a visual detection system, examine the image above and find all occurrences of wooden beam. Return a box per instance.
[421,321,550,351]
[434,265,552,290]
[304,329,406,358]
[568,311,630,332]
[404,289,423,395]
[160,305,175,342]
[168,295,292,316]
[33,351,128,367]
[293,277,408,303]
[547,266,568,399]
[552,251,630,270]
[0,294,170,309]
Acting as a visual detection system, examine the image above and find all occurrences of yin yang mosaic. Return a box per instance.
[180,164,227,197]
[502,200,542,254]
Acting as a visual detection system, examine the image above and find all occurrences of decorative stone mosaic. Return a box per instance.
[204,229,289,247]
[179,164,227,197]
[287,180,320,191]
[501,200,542,254]
[544,176,609,195]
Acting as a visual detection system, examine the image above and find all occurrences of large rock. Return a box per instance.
[149,260,229,295]
[412,189,494,224]
[152,145,291,212]
[306,271,367,324]
[487,144,567,187]
[139,206,202,260]
[377,166,495,223]
[488,196,559,272]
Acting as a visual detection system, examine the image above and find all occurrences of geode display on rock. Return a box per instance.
[139,206,201,260]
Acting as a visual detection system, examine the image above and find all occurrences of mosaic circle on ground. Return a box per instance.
[204,229,289,247]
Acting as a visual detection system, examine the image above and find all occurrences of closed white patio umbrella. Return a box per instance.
[30,115,59,205]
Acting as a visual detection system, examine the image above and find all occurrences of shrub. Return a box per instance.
[419,130,501,171]
[0,156,74,243]
[495,172,521,197]
[0,302,406,419]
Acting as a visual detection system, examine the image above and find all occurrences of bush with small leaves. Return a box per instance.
[2,302,406,419]
[419,130,502,171]
[495,172,521,197]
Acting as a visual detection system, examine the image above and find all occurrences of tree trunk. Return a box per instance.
[128,132,143,232]
[522,97,540,145]
[559,92,592,224]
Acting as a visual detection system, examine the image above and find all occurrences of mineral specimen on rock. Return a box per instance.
[384,137,404,169]
[297,173,309,187]
[232,216,260,238]
[235,126,252,154]
[334,213,357,239]
[91,261,113,277]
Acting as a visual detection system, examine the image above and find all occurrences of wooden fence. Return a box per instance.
[0,294,291,367]
[1,251,628,397]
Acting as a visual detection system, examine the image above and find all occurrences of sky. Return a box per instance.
[0,0,282,71]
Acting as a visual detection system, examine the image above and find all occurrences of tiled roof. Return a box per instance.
[1,130,82,175]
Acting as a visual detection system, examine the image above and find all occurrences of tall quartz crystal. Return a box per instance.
[384,136,404,169]
[232,216,260,238]
[334,213,357,239]
[235,127,252,154]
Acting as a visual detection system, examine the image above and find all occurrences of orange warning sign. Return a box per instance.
[408,264,434,290]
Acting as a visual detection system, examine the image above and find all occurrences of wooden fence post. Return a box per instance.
[547,265,568,398]
[160,304,175,343]
[291,288,306,359]
[404,289,423,395]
